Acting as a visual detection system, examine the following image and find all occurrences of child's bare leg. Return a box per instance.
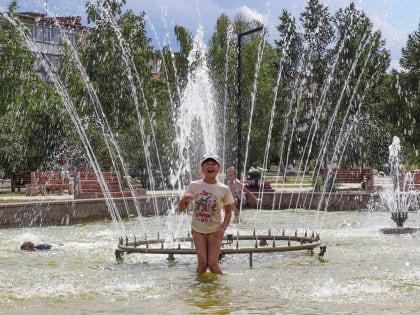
[207,236,223,274]
[233,199,240,223]
[192,231,209,273]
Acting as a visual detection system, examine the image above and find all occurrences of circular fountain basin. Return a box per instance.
[380,227,420,234]
[116,231,322,266]
[2,210,420,314]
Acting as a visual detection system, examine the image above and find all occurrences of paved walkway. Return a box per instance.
[0,175,394,203]
[0,194,73,202]
[0,190,182,202]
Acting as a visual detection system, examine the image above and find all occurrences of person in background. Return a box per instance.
[226,166,261,223]
[20,241,52,251]
[178,153,234,275]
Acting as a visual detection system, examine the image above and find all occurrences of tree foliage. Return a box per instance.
[1,0,419,188]
[0,3,70,180]
[372,23,420,168]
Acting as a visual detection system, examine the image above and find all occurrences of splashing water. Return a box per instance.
[375,136,419,227]
[1,2,420,313]
[0,1,415,236]
[171,25,220,184]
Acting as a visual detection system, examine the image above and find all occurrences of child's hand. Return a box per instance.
[216,226,226,240]
[183,192,195,202]
[179,192,195,212]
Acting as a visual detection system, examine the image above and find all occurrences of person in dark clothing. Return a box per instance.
[20,241,52,251]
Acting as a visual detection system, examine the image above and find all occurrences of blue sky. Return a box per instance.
[1,0,418,70]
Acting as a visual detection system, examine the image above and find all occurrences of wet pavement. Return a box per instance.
[0,175,393,203]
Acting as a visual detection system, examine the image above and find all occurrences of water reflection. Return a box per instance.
[184,275,232,314]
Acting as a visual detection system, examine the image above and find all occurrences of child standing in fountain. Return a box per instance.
[178,153,234,275]
[226,166,260,223]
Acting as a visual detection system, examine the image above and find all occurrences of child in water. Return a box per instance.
[178,153,234,275]
[226,166,260,223]
[20,241,52,251]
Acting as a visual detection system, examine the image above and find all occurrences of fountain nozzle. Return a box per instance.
[318,246,327,259]
[391,212,408,227]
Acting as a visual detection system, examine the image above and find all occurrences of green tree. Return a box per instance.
[159,24,193,117]
[300,0,334,84]
[232,15,273,169]
[399,23,420,166]
[207,14,237,166]
[328,3,389,169]
[0,3,70,189]
[271,0,390,186]
[84,2,153,130]
[372,23,420,168]
[273,10,302,171]
[82,0,167,176]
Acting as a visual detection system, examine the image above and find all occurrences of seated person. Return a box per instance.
[20,241,52,251]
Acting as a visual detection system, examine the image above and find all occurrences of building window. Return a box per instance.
[30,25,77,46]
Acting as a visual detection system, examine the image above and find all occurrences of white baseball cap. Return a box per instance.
[201,153,221,166]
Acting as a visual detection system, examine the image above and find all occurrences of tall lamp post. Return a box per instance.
[237,26,263,180]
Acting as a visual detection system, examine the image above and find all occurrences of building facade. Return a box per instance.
[0,12,91,81]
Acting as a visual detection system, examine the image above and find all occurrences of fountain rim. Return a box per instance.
[116,232,322,257]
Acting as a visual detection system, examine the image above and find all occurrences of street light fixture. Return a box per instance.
[237,26,263,180]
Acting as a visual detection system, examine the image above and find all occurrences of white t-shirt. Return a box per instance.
[185,179,234,234]
[227,178,246,201]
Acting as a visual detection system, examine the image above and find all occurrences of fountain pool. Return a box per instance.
[0,2,419,314]
[1,209,420,314]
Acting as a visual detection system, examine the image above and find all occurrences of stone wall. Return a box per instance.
[0,192,377,228]
[0,196,177,228]
[247,191,376,211]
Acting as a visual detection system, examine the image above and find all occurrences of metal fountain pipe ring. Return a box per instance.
[116,232,322,257]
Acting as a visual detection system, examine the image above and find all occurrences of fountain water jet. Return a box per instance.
[1,2,420,313]
[2,0,394,262]
[378,136,420,234]
[113,22,324,264]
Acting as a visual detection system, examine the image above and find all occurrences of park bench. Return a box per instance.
[13,171,32,192]
[412,170,420,190]
[26,171,72,196]
[401,170,420,191]
[74,171,144,199]
[333,168,375,192]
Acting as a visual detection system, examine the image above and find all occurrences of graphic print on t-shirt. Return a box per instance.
[194,189,217,223]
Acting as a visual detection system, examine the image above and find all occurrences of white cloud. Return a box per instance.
[389,58,402,72]
[369,14,408,49]
[238,5,266,24]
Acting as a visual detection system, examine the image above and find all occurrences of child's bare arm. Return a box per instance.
[243,186,259,202]
[178,192,195,211]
